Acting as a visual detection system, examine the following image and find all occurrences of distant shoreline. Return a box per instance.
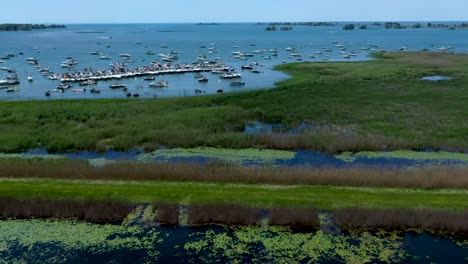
[0,23,66,31]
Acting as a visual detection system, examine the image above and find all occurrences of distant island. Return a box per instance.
[196,23,222,26]
[342,22,468,30]
[0,24,66,31]
[258,22,336,27]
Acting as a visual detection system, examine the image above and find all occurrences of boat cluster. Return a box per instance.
[55,60,232,84]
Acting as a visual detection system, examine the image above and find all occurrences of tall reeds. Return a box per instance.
[2,159,467,189]
[269,207,319,230]
[187,204,262,226]
[336,208,468,232]
[0,197,135,223]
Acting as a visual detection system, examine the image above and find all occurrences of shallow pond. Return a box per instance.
[0,219,465,263]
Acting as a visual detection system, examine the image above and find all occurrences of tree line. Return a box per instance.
[0,24,66,31]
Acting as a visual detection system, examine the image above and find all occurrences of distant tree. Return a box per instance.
[343,24,355,30]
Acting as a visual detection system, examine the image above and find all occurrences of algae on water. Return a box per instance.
[335,150,468,164]
[137,147,296,164]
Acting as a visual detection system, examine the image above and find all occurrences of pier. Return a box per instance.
[58,62,233,83]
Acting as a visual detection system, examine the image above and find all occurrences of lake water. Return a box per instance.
[1,23,468,100]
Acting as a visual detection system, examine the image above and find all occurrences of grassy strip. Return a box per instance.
[0,179,466,210]
[1,158,467,189]
[1,52,468,153]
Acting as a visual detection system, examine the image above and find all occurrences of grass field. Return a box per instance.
[0,179,466,210]
[1,52,467,153]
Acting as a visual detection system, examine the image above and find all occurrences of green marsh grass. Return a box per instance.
[0,179,466,210]
[1,52,467,153]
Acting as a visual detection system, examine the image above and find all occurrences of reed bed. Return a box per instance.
[187,204,262,226]
[1,159,467,189]
[0,197,135,223]
[154,202,179,226]
[336,208,468,232]
[269,207,320,229]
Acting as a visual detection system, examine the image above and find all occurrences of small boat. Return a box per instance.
[149,81,168,87]
[251,69,262,73]
[126,92,132,97]
[6,87,20,92]
[45,90,51,96]
[100,55,111,60]
[119,54,132,58]
[230,81,245,87]
[53,88,64,93]
[143,76,155,81]
[146,51,155,55]
[0,75,20,85]
[27,76,33,82]
[72,88,86,93]
[90,88,101,93]
[132,93,140,97]
[0,85,8,89]
[220,73,242,79]
[109,83,126,89]
[194,73,204,78]
[241,65,253,70]
[216,89,223,93]
[198,77,208,82]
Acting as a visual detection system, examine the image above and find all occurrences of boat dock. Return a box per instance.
[59,62,232,83]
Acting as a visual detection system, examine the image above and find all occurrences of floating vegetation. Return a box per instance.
[0,219,465,263]
[335,150,468,165]
[0,219,162,263]
[184,226,406,263]
[137,147,296,164]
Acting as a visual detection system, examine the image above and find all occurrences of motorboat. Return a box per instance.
[230,81,245,87]
[220,73,242,79]
[149,80,168,87]
[109,83,126,89]
[27,76,33,82]
[100,55,111,60]
[0,75,20,85]
[198,77,208,82]
[6,87,20,92]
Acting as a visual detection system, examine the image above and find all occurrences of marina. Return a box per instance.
[1,23,467,100]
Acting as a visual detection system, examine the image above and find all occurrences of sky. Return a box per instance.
[1,0,467,23]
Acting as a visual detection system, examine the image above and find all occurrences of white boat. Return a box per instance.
[6,87,20,92]
[27,76,33,82]
[0,75,20,85]
[100,55,111,60]
[72,88,86,93]
[220,73,242,79]
[149,80,168,87]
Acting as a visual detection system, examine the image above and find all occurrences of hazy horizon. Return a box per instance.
[1,0,467,24]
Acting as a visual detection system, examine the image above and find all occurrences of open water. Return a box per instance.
[1,23,467,100]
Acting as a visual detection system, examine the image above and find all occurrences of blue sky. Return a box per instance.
[2,0,467,23]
